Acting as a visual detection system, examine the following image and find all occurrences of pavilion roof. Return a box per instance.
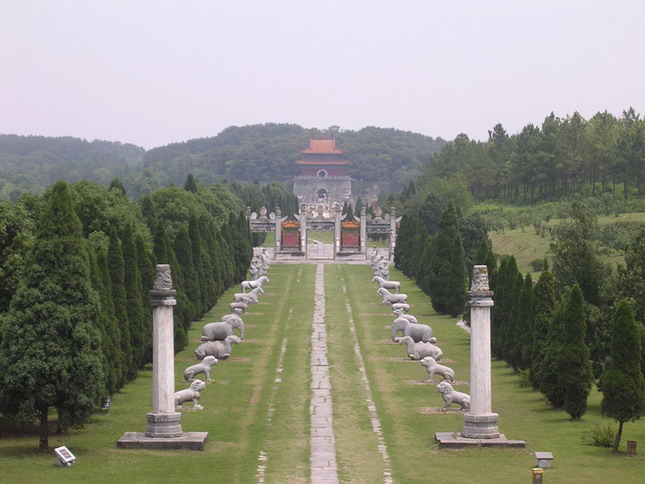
[301,137,344,155]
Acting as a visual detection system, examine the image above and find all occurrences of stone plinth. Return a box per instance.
[435,432,525,449]
[462,412,500,439]
[117,432,208,450]
[145,412,182,438]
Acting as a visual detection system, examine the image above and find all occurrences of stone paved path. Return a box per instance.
[310,264,339,484]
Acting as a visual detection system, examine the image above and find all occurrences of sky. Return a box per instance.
[1,1,644,150]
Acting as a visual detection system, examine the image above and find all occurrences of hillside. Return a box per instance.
[0,125,444,200]
[142,124,445,188]
[0,135,144,199]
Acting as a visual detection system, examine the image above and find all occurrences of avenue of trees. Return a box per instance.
[0,175,258,450]
[395,199,644,431]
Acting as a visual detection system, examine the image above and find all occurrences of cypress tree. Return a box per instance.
[600,299,645,451]
[529,264,556,389]
[87,241,124,396]
[121,226,147,371]
[427,203,468,317]
[504,271,527,369]
[135,234,154,365]
[539,291,568,408]
[558,285,594,418]
[108,226,133,380]
[173,225,200,323]
[0,181,105,451]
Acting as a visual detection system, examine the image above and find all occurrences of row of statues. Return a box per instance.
[369,256,470,411]
[175,252,271,410]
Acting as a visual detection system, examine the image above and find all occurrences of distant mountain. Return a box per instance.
[0,134,144,200]
[0,124,445,200]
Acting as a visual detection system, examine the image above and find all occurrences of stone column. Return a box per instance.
[462,265,499,439]
[145,264,182,438]
[388,207,396,261]
[274,207,281,255]
[299,205,308,258]
[360,207,367,259]
[333,205,341,261]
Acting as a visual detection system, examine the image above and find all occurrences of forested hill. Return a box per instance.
[0,135,144,199]
[142,124,445,188]
[0,125,444,200]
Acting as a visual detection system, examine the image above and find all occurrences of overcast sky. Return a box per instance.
[1,1,644,149]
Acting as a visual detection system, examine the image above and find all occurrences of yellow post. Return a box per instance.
[532,467,544,484]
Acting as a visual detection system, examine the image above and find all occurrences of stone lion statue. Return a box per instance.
[175,379,207,410]
[420,356,455,383]
[184,355,218,382]
[436,381,470,411]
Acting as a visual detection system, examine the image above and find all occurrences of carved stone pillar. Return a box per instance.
[360,206,367,259]
[388,207,396,261]
[274,207,281,254]
[299,205,308,258]
[145,264,182,438]
[462,265,499,439]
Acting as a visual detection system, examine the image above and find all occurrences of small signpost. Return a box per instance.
[54,446,76,467]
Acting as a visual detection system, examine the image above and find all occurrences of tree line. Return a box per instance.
[0,175,258,450]
[426,108,644,202]
[394,201,644,449]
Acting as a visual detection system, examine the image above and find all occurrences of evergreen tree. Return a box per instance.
[426,203,468,317]
[107,226,133,381]
[0,181,105,451]
[600,299,645,451]
[87,236,124,396]
[184,173,198,193]
[551,203,605,306]
[558,285,594,418]
[529,264,556,389]
[121,226,147,370]
[539,289,569,407]
[173,225,200,324]
[492,256,519,358]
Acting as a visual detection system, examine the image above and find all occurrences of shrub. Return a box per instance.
[582,423,616,447]
[517,369,532,388]
[529,258,545,272]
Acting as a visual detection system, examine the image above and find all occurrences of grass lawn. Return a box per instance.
[489,212,645,274]
[1,264,643,483]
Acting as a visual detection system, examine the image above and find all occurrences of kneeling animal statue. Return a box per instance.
[175,379,207,410]
[184,355,218,382]
[436,381,470,411]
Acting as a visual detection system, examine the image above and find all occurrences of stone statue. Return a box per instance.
[249,260,260,280]
[260,248,269,271]
[201,316,245,341]
[184,356,218,382]
[372,276,400,293]
[229,301,249,313]
[375,260,390,279]
[233,287,263,303]
[194,335,242,360]
[395,336,443,360]
[420,356,455,383]
[391,317,434,343]
[377,288,408,305]
[175,379,207,410]
[437,381,470,411]
[391,302,410,313]
[241,275,270,293]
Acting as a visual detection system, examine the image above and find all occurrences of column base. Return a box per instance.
[461,412,499,439]
[145,412,183,438]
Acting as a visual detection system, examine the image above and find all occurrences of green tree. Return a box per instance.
[551,202,604,306]
[558,285,594,418]
[426,203,468,317]
[0,181,105,450]
[600,299,645,451]
[529,264,556,389]
[108,227,133,380]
